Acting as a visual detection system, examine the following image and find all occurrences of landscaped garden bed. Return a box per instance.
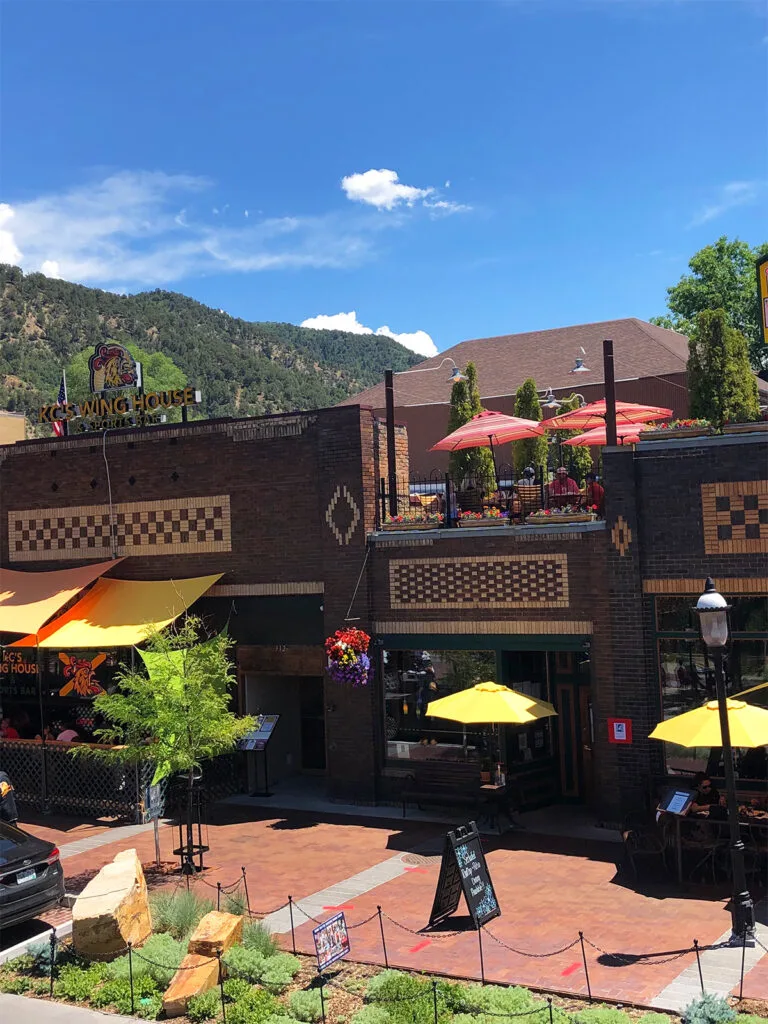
[0,888,765,1024]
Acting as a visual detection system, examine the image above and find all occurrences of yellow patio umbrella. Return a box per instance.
[426,681,557,724]
[649,698,768,748]
[733,680,768,699]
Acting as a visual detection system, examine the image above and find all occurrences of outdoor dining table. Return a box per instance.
[667,809,768,884]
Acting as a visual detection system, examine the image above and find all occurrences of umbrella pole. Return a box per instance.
[488,436,499,489]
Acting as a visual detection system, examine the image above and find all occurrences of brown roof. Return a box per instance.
[338,318,692,408]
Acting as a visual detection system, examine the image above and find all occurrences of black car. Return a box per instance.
[0,820,65,930]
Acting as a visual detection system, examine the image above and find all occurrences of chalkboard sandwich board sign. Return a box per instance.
[428,821,500,930]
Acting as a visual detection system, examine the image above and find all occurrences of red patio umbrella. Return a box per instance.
[545,399,672,431]
[563,422,651,446]
[430,409,545,451]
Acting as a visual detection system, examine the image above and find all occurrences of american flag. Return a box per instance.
[52,373,67,437]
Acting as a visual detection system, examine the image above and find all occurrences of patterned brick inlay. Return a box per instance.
[389,554,568,610]
[8,494,231,562]
[701,480,768,554]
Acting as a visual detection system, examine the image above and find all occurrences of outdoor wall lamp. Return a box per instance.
[540,388,562,410]
[694,577,755,946]
[570,356,591,373]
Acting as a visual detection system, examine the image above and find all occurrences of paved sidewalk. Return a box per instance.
[0,993,142,1022]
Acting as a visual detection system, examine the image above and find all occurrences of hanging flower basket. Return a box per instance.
[325,628,372,687]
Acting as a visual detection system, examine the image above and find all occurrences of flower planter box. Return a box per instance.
[458,518,507,527]
[641,427,713,440]
[382,521,441,531]
[526,513,596,525]
[723,422,768,434]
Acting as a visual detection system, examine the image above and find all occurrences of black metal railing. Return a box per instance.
[379,462,605,530]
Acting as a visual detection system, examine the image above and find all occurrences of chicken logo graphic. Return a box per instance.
[58,653,106,698]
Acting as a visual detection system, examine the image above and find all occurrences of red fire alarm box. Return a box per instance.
[608,718,633,744]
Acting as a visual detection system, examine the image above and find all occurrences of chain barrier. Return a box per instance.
[482,928,580,959]
[381,910,465,938]
[582,935,721,967]
[345,910,380,930]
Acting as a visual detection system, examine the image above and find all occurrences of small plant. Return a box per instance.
[223,977,253,1003]
[682,995,736,1024]
[459,984,534,1016]
[574,1008,632,1024]
[638,1016,672,1024]
[107,932,185,988]
[188,988,223,1022]
[242,919,279,957]
[0,975,32,994]
[224,889,249,915]
[53,962,108,1002]
[263,1017,294,1024]
[223,945,267,983]
[6,952,40,974]
[227,987,279,1024]
[149,888,214,940]
[27,976,52,996]
[92,974,158,1013]
[353,1007,392,1024]
[289,988,325,1023]
[261,964,295,995]
[134,993,163,1021]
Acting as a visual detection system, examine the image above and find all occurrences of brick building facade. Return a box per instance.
[1,411,765,819]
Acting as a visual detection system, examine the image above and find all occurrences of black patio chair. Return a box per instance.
[620,816,669,882]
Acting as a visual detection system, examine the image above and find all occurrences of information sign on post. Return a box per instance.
[428,821,500,930]
[312,912,350,971]
[238,714,280,797]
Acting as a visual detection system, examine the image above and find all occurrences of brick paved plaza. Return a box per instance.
[19,805,768,1009]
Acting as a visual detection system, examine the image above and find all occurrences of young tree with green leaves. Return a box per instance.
[446,361,495,484]
[687,309,760,427]
[651,236,768,371]
[547,394,593,481]
[72,616,255,870]
[511,378,548,476]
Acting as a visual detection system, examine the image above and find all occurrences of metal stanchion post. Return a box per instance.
[288,895,297,954]
[217,950,227,1022]
[432,980,439,1024]
[242,866,251,915]
[128,942,134,1015]
[739,931,747,1001]
[548,998,554,1024]
[319,976,327,1024]
[694,939,705,994]
[579,932,592,1002]
[217,881,222,911]
[377,906,389,968]
[49,928,56,998]
[478,927,486,986]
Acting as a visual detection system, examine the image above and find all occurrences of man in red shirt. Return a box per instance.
[584,472,605,516]
[547,467,580,508]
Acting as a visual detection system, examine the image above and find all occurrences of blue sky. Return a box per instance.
[2,1,766,356]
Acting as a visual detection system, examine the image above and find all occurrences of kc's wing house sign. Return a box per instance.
[39,342,201,431]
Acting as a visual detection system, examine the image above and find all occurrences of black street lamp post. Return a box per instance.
[694,577,756,945]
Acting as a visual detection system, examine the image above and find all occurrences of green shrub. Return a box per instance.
[134,993,163,1020]
[6,952,40,974]
[458,984,533,1016]
[242,919,279,957]
[0,975,32,994]
[223,945,267,983]
[224,890,249,915]
[574,1009,632,1024]
[289,988,325,1023]
[353,1007,392,1024]
[264,952,300,976]
[106,932,186,988]
[53,962,108,1002]
[91,974,158,1012]
[638,1016,672,1024]
[261,965,295,995]
[188,988,223,1022]
[682,996,737,1024]
[224,977,253,1003]
[149,888,214,940]
[227,988,279,1024]
[364,971,449,1024]
[28,977,52,996]
[264,1016,295,1024]
[365,970,424,1003]
[735,1017,768,1024]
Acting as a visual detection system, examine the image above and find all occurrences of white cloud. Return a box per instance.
[0,204,23,263]
[300,310,438,357]
[689,180,763,227]
[0,171,375,287]
[341,169,432,210]
[341,168,472,217]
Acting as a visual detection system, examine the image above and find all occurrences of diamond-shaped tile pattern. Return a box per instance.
[389,554,568,609]
[701,481,768,554]
[8,495,231,561]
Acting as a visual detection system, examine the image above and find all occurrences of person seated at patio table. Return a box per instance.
[0,718,19,739]
[547,467,580,508]
[583,472,605,515]
[56,722,80,743]
[690,773,721,814]
[517,466,536,485]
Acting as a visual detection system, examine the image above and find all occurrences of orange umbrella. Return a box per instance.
[563,422,651,446]
[430,409,545,451]
[545,399,672,431]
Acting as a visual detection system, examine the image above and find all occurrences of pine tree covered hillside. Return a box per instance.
[0,265,420,423]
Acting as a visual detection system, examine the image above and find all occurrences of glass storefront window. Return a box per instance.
[656,595,768,634]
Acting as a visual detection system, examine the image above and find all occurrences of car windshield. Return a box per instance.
[0,822,29,866]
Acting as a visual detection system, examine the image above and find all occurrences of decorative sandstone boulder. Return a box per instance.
[72,848,151,959]
[162,911,242,1017]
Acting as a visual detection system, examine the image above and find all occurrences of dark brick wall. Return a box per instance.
[0,407,380,801]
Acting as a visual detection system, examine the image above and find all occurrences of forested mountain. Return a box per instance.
[0,265,420,423]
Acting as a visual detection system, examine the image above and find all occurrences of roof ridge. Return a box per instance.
[629,317,688,363]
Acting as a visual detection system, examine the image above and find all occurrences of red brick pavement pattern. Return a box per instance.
[281,835,746,1007]
[18,813,113,850]
[734,953,768,1001]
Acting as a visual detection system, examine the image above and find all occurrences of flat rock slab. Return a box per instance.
[162,952,221,1017]
[71,848,151,959]
[188,910,243,957]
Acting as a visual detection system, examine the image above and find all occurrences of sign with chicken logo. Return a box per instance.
[88,342,143,394]
[58,653,107,698]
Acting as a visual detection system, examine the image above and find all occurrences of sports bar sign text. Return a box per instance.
[39,387,199,428]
